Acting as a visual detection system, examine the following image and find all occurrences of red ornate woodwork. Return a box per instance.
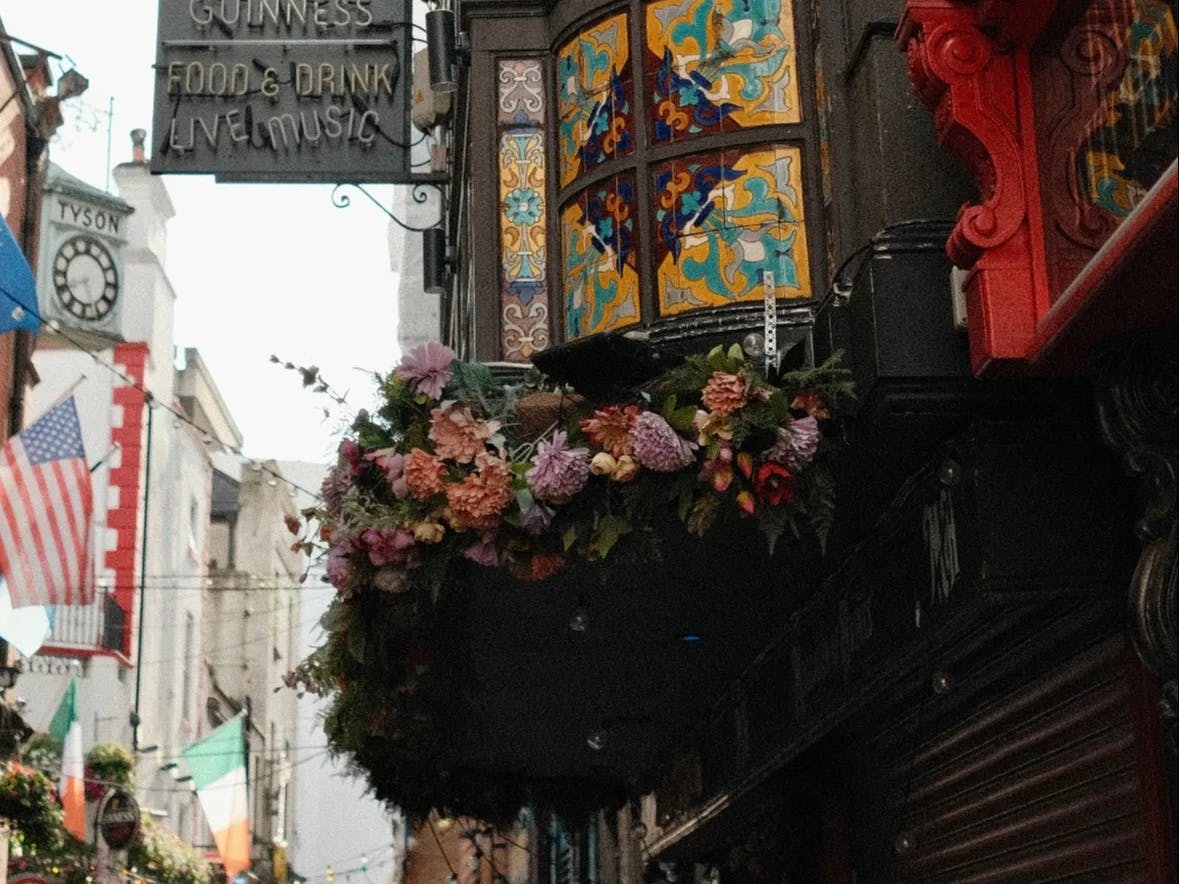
[1031,1,1131,298]
[899,1,1052,374]
[899,0,1178,377]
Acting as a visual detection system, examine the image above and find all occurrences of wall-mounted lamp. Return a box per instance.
[423,226,454,295]
[0,663,21,690]
[56,68,90,102]
[426,1,467,94]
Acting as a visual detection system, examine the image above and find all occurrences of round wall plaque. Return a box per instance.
[98,788,141,850]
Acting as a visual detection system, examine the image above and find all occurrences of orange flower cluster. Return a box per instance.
[700,371,748,415]
[444,453,514,530]
[579,404,638,456]
[404,448,445,500]
[429,405,501,463]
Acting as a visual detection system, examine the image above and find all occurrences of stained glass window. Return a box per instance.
[497,59,551,360]
[646,0,801,143]
[562,173,642,338]
[557,13,636,187]
[653,144,810,314]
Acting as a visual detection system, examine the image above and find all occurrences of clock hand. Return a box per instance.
[67,274,92,298]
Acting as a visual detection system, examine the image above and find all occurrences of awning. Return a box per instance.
[0,212,40,334]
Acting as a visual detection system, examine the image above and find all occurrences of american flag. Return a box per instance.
[0,396,94,608]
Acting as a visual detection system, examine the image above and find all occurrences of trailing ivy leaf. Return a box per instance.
[588,514,631,559]
[660,394,680,419]
[347,626,368,664]
[686,495,719,535]
[801,467,836,554]
[319,600,350,634]
[667,403,699,434]
[563,525,578,552]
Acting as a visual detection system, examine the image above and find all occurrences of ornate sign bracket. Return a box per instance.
[329,174,448,232]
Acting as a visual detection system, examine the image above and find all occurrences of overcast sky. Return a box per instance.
[4,0,404,464]
[2,2,402,867]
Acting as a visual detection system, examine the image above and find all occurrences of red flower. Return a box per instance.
[83,764,105,801]
[517,553,565,581]
[754,462,796,505]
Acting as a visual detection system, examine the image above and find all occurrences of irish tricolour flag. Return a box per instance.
[184,716,250,879]
[48,678,86,839]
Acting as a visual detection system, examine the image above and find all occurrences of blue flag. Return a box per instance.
[0,213,40,335]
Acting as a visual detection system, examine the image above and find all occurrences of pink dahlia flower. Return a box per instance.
[527,430,591,503]
[320,465,351,513]
[338,438,364,476]
[764,416,821,472]
[360,527,419,568]
[365,448,409,499]
[628,412,695,472]
[463,536,500,567]
[325,540,353,588]
[395,341,456,400]
[579,404,638,457]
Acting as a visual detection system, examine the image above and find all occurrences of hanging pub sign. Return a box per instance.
[151,0,413,182]
[97,788,141,850]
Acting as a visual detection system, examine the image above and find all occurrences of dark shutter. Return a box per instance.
[848,634,1158,882]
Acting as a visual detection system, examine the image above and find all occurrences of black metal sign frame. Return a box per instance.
[151,0,414,183]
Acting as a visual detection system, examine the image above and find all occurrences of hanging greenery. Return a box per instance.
[0,760,66,854]
[84,742,136,801]
[22,733,62,781]
[127,814,216,884]
[286,342,852,817]
[4,832,97,884]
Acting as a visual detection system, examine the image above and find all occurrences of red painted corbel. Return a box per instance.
[899,1,1052,375]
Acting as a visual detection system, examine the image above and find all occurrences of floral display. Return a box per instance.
[128,813,215,884]
[84,742,135,801]
[1,760,66,853]
[287,341,851,817]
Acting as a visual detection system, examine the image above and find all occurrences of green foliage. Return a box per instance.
[446,360,499,404]
[0,760,65,854]
[22,733,62,780]
[777,351,856,405]
[128,814,216,884]
[85,742,135,787]
[4,834,96,884]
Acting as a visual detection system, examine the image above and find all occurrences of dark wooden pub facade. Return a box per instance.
[416,0,1177,881]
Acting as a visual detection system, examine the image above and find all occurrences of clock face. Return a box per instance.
[53,235,119,321]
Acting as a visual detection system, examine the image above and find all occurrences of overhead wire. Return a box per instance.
[0,284,327,502]
[426,815,459,878]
